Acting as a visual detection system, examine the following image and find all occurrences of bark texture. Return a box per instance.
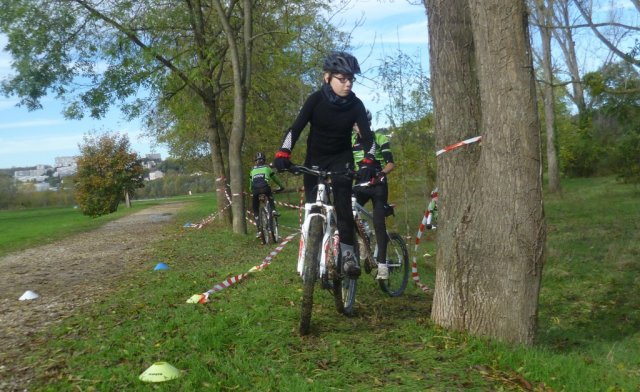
[426,0,546,345]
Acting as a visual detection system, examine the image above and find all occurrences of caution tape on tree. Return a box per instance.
[435,136,482,156]
[186,232,299,304]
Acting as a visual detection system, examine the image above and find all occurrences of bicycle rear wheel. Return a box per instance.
[299,215,323,335]
[268,204,280,243]
[378,232,409,297]
[259,207,270,245]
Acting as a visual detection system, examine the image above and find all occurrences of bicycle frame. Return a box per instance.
[297,171,343,282]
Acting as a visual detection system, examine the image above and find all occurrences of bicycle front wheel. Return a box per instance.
[341,242,358,316]
[299,215,323,335]
[379,232,409,297]
[341,272,357,316]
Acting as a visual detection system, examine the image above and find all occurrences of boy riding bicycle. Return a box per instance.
[352,110,396,280]
[250,152,284,238]
[273,51,376,278]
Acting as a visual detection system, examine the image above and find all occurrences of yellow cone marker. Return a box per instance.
[139,362,180,382]
[186,294,205,304]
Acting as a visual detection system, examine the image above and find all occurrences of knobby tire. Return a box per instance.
[260,207,270,245]
[379,232,410,297]
[299,215,323,335]
[268,203,279,243]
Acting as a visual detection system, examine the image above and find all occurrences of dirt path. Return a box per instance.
[0,202,187,391]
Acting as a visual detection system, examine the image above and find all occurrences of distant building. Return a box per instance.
[53,156,78,178]
[148,170,165,181]
[145,153,162,161]
[14,165,50,182]
[55,156,77,167]
[55,166,77,178]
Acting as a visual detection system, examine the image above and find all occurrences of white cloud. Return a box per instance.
[327,0,428,47]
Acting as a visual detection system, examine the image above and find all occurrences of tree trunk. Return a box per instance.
[535,0,561,193]
[205,103,232,225]
[426,0,546,345]
[213,0,250,234]
[124,190,131,208]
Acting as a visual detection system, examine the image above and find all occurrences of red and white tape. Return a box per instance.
[435,136,482,156]
[187,232,299,303]
[275,200,302,210]
[412,209,436,293]
[184,201,232,229]
[245,209,257,227]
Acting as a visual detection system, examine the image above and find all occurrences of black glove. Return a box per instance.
[273,149,291,171]
[357,158,376,184]
[374,171,386,184]
[275,187,284,194]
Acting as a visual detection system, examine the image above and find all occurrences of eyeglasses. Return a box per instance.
[332,75,356,84]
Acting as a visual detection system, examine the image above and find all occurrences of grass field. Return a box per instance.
[9,177,640,391]
[0,195,206,257]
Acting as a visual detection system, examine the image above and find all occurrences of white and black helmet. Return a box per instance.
[322,51,361,75]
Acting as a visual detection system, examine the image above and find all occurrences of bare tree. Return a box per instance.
[552,0,588,116]
[531,0,561,192]
[425,0,546,345]
[573,0,640,66]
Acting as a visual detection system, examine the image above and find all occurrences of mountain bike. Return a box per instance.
[352,184,409,297]
[289,164,358,335]
[257,192,280,245]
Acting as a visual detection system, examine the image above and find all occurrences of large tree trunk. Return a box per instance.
[426,0,546,345]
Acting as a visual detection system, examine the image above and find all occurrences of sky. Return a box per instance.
[0,1,429,169]
[0,0,636,169]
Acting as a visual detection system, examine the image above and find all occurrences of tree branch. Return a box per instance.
[71,0,206,96]
[572,0,640,66]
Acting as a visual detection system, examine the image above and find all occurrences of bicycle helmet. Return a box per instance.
[322,51,361,75]
[255,152,266,164]
[366,109,372,124]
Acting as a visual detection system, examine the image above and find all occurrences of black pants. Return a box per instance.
[355,182,389,264]
[304,149,355,246]
[252,186,274,224]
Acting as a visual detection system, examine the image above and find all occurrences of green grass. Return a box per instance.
[16,178,640,391]
[0,195,203,257]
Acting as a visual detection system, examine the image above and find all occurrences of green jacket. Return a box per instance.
[249,165,284,191]
[352,131,394,169]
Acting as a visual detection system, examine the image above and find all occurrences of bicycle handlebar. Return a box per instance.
[287,164,357,179]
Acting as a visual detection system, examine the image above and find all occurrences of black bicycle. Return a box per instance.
[352,184,410,297]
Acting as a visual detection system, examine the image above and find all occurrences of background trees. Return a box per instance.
[74,133,144,217]
[0,0,342,232]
